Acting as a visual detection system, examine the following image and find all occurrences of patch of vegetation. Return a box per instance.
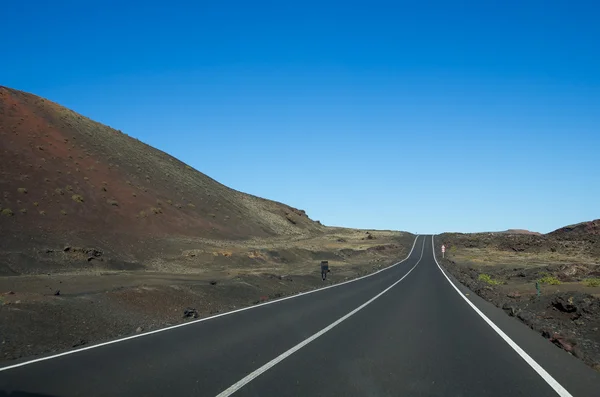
[17,188,27,194]
[39,210,46,215]
[151,207,162,214]
[584,278,600,287]
[107,199,119,207]
[65,185,73,192]
[187,203,195,208]
[20,208,27,214]
[33,202,39,207]
[139,210,147,218]
[1,208,14,216]
[539,274,561,285]
[167,199,172,205]
[71,194,84,203]
[61,210,67,215]
[478,273,502,286]
[55,188,64,195]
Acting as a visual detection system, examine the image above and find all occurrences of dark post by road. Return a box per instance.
[320,261,329,281]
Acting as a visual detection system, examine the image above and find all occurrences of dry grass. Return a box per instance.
[449,247,596,267]
[1,208,14,216]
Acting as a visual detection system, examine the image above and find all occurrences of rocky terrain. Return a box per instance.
[0,86,414,362]
[435,222,600,371]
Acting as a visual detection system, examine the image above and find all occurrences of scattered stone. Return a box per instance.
[506,291,521,299]
[54,290,60,296]
[63,246,71,252]
[6,291,14,295]
[87,257,96,262]
[552,296,577,313]
[183,308,199,318]
[72,339,87,348]
[136,327,143,333]
[502,303,521,317]
[209,280,217,286]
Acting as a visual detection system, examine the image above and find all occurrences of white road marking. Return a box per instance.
[0,236,420,372]
[215,238,426,397]
[431,235,573,397]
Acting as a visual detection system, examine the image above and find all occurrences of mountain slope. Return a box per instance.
[0,86,323,261]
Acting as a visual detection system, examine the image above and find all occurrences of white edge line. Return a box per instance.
[0,235,421,372]
[215,237,426,397]
[431,235,573,397]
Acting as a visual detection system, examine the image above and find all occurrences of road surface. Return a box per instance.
[1,235,599,396]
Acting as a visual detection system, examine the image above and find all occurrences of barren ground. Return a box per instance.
[0,229,414,362]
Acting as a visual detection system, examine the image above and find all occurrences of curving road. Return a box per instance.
[1,235,599,396]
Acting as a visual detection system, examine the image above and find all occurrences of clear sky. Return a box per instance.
[2,1,598,234]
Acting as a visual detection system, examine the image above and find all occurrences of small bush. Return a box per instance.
[17,188,27,194]
[71,194,84,203]
[33,202,39,207]
[107,199,119,206]
[39,210,46,215]
[139,210,147,218]
[478,274,501,286]
[60,210,67,215]
[584,278,600,287]
[20,208,27,214]
[1,208,14,216]
[167,199,172,205]
[65,185,73,192]
[55,188,64,195]
[151,207,162,214]
[539,274,561,285]
[187,203,195,208]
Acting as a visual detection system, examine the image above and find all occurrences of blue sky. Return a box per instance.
[2,1,598,234]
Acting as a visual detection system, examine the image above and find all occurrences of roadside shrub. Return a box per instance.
[478,273,501,286]
[71,194,84,203]
[584,278,600,287]
[539,274,561,285]
[1,208,14,216]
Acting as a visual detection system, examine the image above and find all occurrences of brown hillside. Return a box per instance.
[548,219,600,237]
[0,86,323,260]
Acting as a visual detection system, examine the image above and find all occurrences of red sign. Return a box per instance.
[442,245,446,253]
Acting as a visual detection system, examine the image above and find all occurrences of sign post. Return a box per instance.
[442,245,446,258]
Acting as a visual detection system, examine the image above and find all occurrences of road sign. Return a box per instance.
[442,245,446,258]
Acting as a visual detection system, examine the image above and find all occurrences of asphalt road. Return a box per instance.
[1,235,599,397]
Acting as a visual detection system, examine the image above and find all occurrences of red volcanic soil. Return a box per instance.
[0,86,323,269]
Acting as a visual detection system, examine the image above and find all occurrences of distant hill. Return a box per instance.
[548,219,600,237]
[0,86,323,261]
[501,229,542,236]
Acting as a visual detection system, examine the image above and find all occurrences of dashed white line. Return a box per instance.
[215,238,426,397]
